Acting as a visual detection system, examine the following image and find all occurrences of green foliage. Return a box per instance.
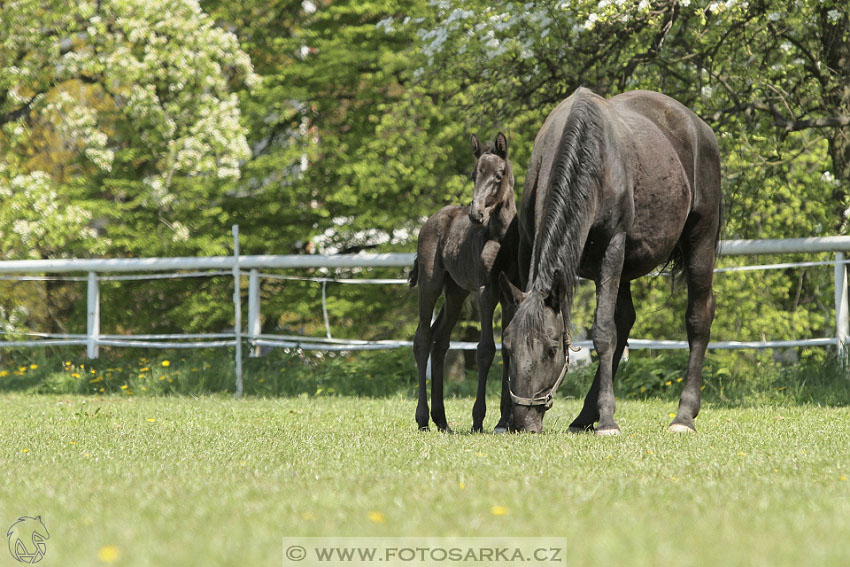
[1,0,849,369]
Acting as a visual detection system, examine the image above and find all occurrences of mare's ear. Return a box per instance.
[499,272,524,307]
[544,269,566,311]
[495,132,508,159]
[471,134,482,159]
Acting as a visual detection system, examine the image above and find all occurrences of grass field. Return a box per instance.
[2,392,850,567]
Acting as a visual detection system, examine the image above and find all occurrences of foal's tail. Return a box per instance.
[408,256,419,288]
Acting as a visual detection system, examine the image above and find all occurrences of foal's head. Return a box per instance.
[469,132,513,225]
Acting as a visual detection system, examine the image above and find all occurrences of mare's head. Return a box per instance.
[500,272,569,433]
[469,132,513,225]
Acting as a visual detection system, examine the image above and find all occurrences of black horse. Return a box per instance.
[410,133,519,433]
[500,88,722,434]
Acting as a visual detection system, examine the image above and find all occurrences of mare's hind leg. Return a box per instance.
[670,236,716,433]
[413,277,442,431]
[569,282,635,433]
[471,284,498,433]
[430,281,468,432]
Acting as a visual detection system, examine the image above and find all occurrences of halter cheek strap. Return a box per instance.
[508,359,569,410]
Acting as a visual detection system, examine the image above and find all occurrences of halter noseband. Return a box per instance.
[508,333,578,410]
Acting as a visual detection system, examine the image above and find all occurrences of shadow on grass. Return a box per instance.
[1,345,849,407]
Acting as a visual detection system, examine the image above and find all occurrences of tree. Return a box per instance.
[0,0,257,258]
[399,0,849,349]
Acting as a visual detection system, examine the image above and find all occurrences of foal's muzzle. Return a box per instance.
[468,209,485,224]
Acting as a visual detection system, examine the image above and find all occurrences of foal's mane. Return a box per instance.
[530,95,604,315]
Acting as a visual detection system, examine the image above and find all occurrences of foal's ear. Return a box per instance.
[494,132,508,160]
[471,134,482,159]
[499,272,524,307]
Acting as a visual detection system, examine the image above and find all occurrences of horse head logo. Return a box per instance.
[6,516,49,564]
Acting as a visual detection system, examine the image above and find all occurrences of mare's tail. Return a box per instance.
[408,256,419,288]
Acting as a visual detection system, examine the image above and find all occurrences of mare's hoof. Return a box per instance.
[595,427,621,437]
[568,424,595,434]
[437,425,453,434]
[493,426,509,434]
[418,425,430,432]
[668,422,696,433]
[471,426,484,434]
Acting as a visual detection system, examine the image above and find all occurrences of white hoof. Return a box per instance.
[493,426,509,434]
[595,427,621,437]
[668,423,696,433]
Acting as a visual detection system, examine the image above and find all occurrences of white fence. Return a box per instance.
[0,228,849,394]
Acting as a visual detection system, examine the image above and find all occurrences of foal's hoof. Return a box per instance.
[471,425,484,434]
[668,422,696,434]
[418,425,430,432]
[595,427,621,437]
[568,424,595,434]
[493,426,509,434]
[437,424,454,434]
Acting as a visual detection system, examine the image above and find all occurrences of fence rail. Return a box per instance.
[0,228,849,393]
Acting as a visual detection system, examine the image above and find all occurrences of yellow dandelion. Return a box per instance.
[140,386,147,391]
[490,506,508,516]
[18,366,27,372]
[368,511,386,523]
[737,451,747,456]
[258,378,265,384]
[70,441,76,445]
[161,360,171,367]
[22,448,29,453]
[98,545,120,563]
[664,380,672,386]
[675,377,683,382]
[139,367,149,373]
[98,387,104,392]
[0,370,9,377]
[29,364,38,370]
[120,384,128,390]
[89,376,103,384]
[668,413,676,418]
[72,373,81,379]
[639,385,646,392]
[459,482,465,490]
[841,475,847,481]
[146,418,156,423]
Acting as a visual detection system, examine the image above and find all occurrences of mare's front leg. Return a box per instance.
[569,282,635,433]
[430,281,467,432]
[591,232,627,436]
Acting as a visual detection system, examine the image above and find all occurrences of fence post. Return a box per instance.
[232,225,243,397]
[835,252,849,361]
[86,271,100,359]
[248,268,261,357]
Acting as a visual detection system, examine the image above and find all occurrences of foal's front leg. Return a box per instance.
[591,232,627,436]
[471,283,498,433]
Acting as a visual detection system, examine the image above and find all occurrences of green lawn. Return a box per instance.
[2,393,849,566]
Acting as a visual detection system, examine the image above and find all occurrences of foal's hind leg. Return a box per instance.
[413,279,442,431]
[430,281,468,432]
[670,236,717,433]
[471,284,498,433]
[569,282,635,433]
